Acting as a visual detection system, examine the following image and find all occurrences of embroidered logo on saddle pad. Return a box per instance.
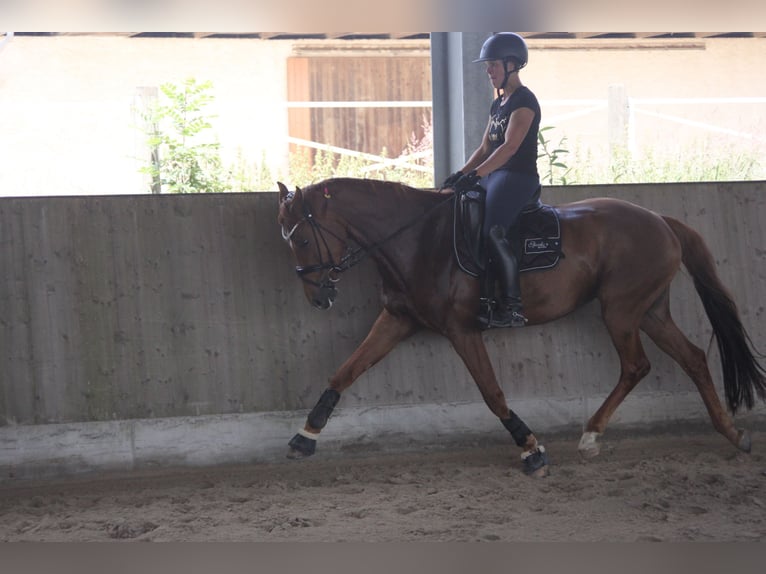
[519,204,562,272]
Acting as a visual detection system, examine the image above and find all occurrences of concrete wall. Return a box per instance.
[2,182,766,479]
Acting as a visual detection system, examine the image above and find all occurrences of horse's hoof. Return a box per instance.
[578,431,601,459]
[522,446,550,477]
[287,433,316,459]
[737,429,752,453]
[528,464,550,478]
[287,447,311,459]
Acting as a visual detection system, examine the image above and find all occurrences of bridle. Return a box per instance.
[281,189,455,303]
[281,200,354,305]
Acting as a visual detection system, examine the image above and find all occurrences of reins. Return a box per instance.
[328,191,455,272]
[295,190,456,279]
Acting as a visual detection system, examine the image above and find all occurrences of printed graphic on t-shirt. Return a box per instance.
[489,114,507,143]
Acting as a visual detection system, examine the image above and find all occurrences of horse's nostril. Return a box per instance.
[319,285,337,305]
[310,292,332,310]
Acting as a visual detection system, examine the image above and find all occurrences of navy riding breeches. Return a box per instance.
[480,169,540,240]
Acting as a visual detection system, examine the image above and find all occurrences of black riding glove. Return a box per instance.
[453,170,480,193]
[441,170,463,189]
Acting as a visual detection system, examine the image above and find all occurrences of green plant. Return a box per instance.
[228,148,275,192]
[138,78,231,193]
[537,126,573,185]
[563,140,765,185]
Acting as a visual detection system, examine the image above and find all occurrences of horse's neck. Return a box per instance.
[340,192,452,270]
[341,191,439,243]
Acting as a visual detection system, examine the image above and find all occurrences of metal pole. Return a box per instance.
[430,32,493,186]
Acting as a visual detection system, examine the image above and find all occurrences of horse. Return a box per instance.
[276,177,766,476]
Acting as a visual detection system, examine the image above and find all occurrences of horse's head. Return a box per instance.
[278,181,349,310]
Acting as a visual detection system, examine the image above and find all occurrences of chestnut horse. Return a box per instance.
[277,178,765,476]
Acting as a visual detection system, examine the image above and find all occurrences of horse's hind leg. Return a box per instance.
[579,306,652,458]
[638,291,748,452]
[287,309,418,459]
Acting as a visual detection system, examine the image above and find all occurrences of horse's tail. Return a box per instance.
[663,216,766,413]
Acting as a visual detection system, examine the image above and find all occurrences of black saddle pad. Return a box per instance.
[454,194,563,277]
[518,202,562,272]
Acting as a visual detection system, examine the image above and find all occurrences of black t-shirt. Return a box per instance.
[487,86,541,176]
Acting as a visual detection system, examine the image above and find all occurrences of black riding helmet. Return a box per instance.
[474,32,528,67]
[474,33,528,95]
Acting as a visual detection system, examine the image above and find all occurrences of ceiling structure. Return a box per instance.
[12,32,766,40]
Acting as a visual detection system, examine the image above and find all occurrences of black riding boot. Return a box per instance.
[484,224,527,328]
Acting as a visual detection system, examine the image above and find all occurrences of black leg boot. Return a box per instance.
[486,224,527,328]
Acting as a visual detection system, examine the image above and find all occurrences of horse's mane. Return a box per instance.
[302,177,438,206]
[296,177,450,247]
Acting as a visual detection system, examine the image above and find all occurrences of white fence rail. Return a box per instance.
[286,100,432,109]
[285,136,432,173]
[628,97,766,151]
[541,90,766,154]
[287,91,766,170]
[286,100,433,173]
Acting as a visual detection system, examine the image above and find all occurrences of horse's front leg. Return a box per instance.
[287,309,418,459]
[449,330,549,477]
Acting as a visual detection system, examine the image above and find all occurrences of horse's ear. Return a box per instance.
[277,181,303,212]
[292,187,304,210]
[277,181,290,203]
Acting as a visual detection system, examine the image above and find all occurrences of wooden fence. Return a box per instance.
[287,55,432,163]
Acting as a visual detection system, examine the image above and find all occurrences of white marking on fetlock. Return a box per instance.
[298,428,319,440]
[738,429,752,453]
[578,431,602,458]
[521,444,545,460]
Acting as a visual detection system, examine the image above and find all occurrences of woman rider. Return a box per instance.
[443,32,541,328]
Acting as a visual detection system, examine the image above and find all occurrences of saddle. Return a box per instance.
[453,185,563,279]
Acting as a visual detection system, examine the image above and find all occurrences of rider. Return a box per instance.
[443,32,541,328]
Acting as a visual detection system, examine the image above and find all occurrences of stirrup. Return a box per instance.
[490,308,527,328]
[508,311,528,327]
[477,301,527,329]
[497,311,527,328]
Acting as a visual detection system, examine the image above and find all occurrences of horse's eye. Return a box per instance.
[297,238,309,248]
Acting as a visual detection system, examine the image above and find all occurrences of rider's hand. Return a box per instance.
[441,171,463,189]
[453,170,480,193]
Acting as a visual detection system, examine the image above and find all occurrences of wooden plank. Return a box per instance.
[287,57,311,157]
[291,55,431,160]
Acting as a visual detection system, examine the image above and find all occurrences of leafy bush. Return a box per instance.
[137,78,231,193]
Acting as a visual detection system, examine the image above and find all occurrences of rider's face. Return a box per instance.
[486,59,514,89]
